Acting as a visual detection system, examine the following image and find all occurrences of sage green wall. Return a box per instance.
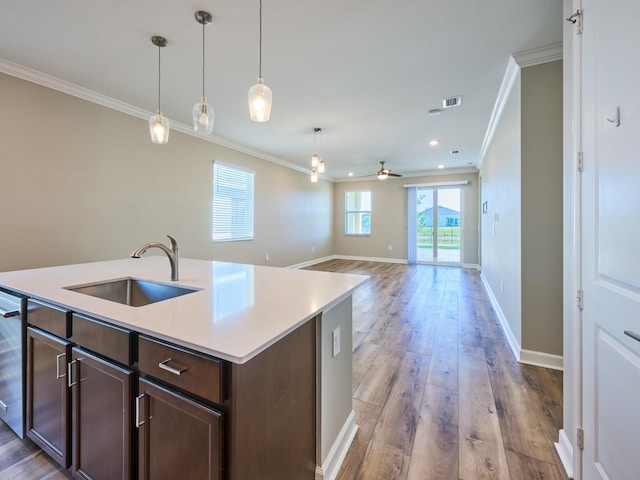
[333,172,479,266]
[521,60,563,355]
[0,73,333,272]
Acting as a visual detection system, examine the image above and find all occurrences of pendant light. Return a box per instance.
[248,0,272,122]
[193,11,214,134]
[310,127,325,182]
[149,36,169,144]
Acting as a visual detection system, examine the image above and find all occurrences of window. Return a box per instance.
[212,162,254,242]
[345,191,371,235]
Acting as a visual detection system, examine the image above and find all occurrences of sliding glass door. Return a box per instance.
[415,187,462,264]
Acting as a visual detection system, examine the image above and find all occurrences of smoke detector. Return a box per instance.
[442,96,463,108]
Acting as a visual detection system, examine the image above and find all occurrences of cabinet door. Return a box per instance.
[70,347,133,480]
[26,326,71,468]
[137,378,223,480]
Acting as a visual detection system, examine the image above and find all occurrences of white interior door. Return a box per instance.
[582,0,640,478]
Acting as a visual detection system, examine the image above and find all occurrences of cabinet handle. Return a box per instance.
[158,358,187,376]
[135,394,146,428]
[0,400,7,412]
[67,359,79,388]
[624,331,640,343]
[56,353,66,379]
[0,308,19,318]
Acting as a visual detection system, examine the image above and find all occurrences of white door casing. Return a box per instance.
[581,0,640,478]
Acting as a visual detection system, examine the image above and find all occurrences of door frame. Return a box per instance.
[561,0,583,479]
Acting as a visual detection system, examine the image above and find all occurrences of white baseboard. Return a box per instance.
[333,255,408,264]
[554,429,574,479]
[480,273,564,371]
[480,272,521,362]
[287,255,335,269]
[520,349,563,371]
[315,411,358,480]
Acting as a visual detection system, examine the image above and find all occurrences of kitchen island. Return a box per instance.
[0,257,367,479]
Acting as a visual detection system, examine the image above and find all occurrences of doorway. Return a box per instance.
[414,187,462,265]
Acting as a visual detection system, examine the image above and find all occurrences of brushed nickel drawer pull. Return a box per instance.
[624,331,640,343]
[0,308,19,318]
[56,353,66,379]
[158,358,187,376]
[67,359,79,388]
[135,394,145,428]
[0,400,7,412]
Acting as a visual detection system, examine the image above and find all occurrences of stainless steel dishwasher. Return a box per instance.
[0,290,25,438]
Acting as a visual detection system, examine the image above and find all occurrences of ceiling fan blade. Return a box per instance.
[387,173,403,177]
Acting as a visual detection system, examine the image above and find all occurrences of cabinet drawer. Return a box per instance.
[72,314,134,366]
[138,336,222,404]
[27,299,71,339]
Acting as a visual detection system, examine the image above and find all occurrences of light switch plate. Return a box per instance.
[332,327,341,357]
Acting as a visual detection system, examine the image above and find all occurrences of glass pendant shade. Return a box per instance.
[310,168,318,183]
[149,111,170,144]
[248,77,272,122]
[318,159,325,173]
[311,154,319,168]
[193,97,214,134]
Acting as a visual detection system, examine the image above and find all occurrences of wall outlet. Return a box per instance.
[388,245,393,251]
[265,253,269,262]
[332,327,341,357]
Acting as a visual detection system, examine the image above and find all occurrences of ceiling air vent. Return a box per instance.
[442,96,463,109]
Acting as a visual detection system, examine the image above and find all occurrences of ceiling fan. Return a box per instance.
[375,161,402,179]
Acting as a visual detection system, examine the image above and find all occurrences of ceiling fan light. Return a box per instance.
[149,111,170,144]
[248,77,272,122]
[193,97,214,134]
[377,172,388,180]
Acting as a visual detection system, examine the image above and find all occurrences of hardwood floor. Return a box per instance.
[306,260,567,480]
[0,260,566,479]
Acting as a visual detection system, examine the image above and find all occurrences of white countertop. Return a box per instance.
[0,257,367,363]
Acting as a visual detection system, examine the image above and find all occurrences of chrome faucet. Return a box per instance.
[130,235,180,281]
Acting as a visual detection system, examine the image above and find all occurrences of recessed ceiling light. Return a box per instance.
[347,172,354,176]
[438,164,445,169]
[429,140,439,146]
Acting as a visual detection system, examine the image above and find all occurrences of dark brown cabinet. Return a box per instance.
[69,347,133,480]
[137,377,223,480]
[26,326,72,468]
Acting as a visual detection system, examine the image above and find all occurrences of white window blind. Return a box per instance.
[212,162,254,242]
[345,191,371,235]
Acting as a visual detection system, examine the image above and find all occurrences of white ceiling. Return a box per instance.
[0,0,562,180]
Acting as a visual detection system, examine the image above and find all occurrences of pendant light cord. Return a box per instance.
[201,20,206,98]
[259,0,263,78]
[157,45,162,112]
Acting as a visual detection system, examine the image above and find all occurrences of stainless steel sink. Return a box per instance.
[65,278,199,307]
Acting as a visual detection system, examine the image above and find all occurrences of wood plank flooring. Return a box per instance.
[306,260,567,480]
[0,260,566,479]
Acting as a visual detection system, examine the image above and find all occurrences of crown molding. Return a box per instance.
[477,56,520,169]
[477,43,563,169]
[334,166,478,183]
[513,43,563,68]
[0,58,311,176]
